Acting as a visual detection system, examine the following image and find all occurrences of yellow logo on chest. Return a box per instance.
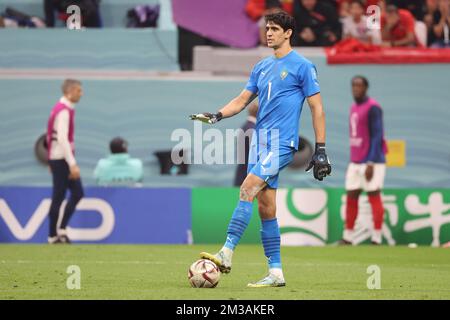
[280,70,288,80]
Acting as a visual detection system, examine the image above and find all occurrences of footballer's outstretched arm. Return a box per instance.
[218,90,258,119]
[190,90,257,124]
[307,93,326,144]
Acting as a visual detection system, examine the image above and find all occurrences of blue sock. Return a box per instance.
[261,218,282,269]
[224,200,253,250]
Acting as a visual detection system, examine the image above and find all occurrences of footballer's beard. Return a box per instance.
[267,40,280,50]
[354,95,368,104]
[268,38,290,50]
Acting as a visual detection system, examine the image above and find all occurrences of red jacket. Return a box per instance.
[381,9,417,45]
[245,0,294,21]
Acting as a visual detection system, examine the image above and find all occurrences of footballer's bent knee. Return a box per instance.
[240,175,266,202]
[240,183,263,202]
[240,186,255,202]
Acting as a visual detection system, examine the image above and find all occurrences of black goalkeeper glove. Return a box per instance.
[305,143,332,181]
[189,112,223,124]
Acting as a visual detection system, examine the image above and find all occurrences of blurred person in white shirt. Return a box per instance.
[342,0,382,44]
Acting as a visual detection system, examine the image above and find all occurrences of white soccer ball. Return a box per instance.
[188,259,220,288]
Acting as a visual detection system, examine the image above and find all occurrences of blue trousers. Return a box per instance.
[48,160,84,237]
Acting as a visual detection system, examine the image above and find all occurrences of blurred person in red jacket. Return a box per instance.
[245,0,294,21]
[381,3,418,47]
[389,0,429,21]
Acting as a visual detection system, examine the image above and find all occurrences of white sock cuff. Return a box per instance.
[372,230,382,243]
[343,229,353,242]
[221,247,234,256]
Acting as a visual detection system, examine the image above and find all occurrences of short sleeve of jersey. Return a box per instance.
[298,62,321,97]
[245,63,260,94]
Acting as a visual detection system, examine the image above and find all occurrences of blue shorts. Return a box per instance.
[247,144,295,189]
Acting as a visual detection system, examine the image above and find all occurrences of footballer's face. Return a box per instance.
[66,84,83,103]
[351,78,367,100]
[266,22,291,49]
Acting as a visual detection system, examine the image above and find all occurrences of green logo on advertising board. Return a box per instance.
[334,189,450,246]
[277,189,327,246]
[403,192,450,247]
[192,188,450,246]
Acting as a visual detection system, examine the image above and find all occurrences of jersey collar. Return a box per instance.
[60,96,75,109]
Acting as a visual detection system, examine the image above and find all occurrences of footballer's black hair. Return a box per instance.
[352,75,369,88]
[264,10,295,34]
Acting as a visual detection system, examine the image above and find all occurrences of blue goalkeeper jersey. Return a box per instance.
[245,50,320,150]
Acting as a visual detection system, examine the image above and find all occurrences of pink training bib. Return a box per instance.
[46,101,75,159]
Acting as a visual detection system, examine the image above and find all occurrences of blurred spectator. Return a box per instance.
[338,0,379,18]
[342,0,382,44]
[338,0,352,17]
[246,0,267,20]
[1,7,46,28]
[245,0,294,21]
[0,12,18,28]
[390,0,427,21]
[424,0,439,30]
[94,137,143,185]
[44,0,102,28]
[234,103,258,186]
[381,4,418,47]
[428,0,450,47]
[126,4,160,28]
[294,0,342,46]
[280,0,295,15]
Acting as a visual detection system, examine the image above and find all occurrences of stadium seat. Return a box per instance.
[415,21,427,47]
[0,0,175,28]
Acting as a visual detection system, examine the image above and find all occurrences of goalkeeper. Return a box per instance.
[190,11,331,287]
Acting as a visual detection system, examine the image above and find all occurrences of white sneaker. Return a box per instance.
[247,273,286,288]
[199,250,232,273]
[48,236,63,244]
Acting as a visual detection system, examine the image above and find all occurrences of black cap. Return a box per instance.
[110,137,128,154]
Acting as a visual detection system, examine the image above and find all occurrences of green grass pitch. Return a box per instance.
[0,244,449,300]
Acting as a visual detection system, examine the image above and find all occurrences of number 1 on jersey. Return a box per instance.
[268,81,272,100]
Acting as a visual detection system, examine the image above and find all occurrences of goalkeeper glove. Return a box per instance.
[305,143,332,181]
[189,112,223,124]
